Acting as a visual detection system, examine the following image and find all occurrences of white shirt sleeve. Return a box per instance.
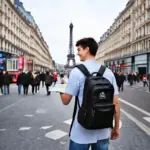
[112,74,119,96]
[65,68,80,96]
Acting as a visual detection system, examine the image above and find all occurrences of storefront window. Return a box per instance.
[7,59,12,70]
[135,54,147,74]
[135,54,147,65]
[15,60,18,68]
[13,60,16,69]
[7,59,18,71]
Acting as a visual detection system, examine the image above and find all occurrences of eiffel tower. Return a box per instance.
[65,22,76,70]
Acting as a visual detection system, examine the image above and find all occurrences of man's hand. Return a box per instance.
[111,127,120,140]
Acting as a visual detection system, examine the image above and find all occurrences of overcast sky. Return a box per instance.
[22,0,128,64]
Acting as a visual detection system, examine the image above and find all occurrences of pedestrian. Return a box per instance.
[59,38,120,150]
[22,71,30,95]
[17,71,23,95]
[114,71,119,87]
[40,72,45,88]
[142,75,148,87]
[35,72,40,91]
[118,72,125,91]
[0,70,4,95]
[45,71,53,95]
[53,72,57,86]
[128,72,133,86]
[31,72,37,94]
[3,71,11,95]
[60,74,66,84]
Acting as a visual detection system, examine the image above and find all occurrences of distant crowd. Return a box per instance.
[114,71,150,91]
[0,70,58,96]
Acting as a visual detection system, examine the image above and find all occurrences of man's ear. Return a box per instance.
[85,47,90,54]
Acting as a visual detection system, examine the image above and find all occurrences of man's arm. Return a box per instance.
[110,72,120,140]
[60,69,79,105]
[113,96,120,129]
[60,93,73,105]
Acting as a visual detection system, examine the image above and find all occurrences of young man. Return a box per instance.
[60,38,120,150]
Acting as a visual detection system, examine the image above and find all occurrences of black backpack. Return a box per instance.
[69,64,115,136]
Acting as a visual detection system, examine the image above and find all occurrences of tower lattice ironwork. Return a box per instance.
[65,22,76,69]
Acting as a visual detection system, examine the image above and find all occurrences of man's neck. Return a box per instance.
[85,56,95,61]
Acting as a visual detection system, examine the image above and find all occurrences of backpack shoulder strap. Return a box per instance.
[69,96,78,137]
[75,64,90,77]
[98,65,106,76]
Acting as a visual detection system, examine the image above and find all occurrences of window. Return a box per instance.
[148,0,150,6]
[7,59,12,70]
[7,59,18,70]
[148,11,150,19]
[13,60,15,69]
[5,4,7,14]
[0,0,2,8]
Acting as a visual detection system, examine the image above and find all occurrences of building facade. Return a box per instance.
[96,0,150,75]
[0,0,53,73]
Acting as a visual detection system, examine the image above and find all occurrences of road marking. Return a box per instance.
[60,141,66,145]
[143,117,150,123]
[36,108,47,114]
[40,126,52,130]
[25,115,33,117]
[45,130,68,140]
[121,109,150,136]
[119,98,150,116]
[0,129,6,131]
[146,91,150,93]
[19,127,31,131]
[64,119,72,125]
[0,99,26,113]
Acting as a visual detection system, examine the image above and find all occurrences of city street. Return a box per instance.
[0,82,150,150]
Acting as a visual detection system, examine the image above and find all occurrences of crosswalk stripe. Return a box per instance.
[40,126,52,130]
[64,119,72,125]
[0,129,6,131]
[25,114,33,117]
[143,117,150,123]
[45,130,68,140]
[19,127,31,131]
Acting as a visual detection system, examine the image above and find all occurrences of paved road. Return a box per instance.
[0,84,150,150]
[119,82,150,131]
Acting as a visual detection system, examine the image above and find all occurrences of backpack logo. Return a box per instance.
[99,92,106,99]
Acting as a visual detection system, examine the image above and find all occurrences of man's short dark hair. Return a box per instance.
[76,38,98,56]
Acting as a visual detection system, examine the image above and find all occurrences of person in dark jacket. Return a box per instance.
[45,71,53,95]
[0,70,4,94]
[31,72,37,94]
[40,72,45,88]
[118,72,125,91]
[22,71,31,95]
[17,71,23,95]
[128,72,133,86]
[114,72,119,87]
[35,72,40,91]
[3,71,11,95]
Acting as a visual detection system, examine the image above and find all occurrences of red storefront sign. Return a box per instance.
[120,64,131,68]
[27,60,33,64]
[27,60,33,71]
[18,56,24,70]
